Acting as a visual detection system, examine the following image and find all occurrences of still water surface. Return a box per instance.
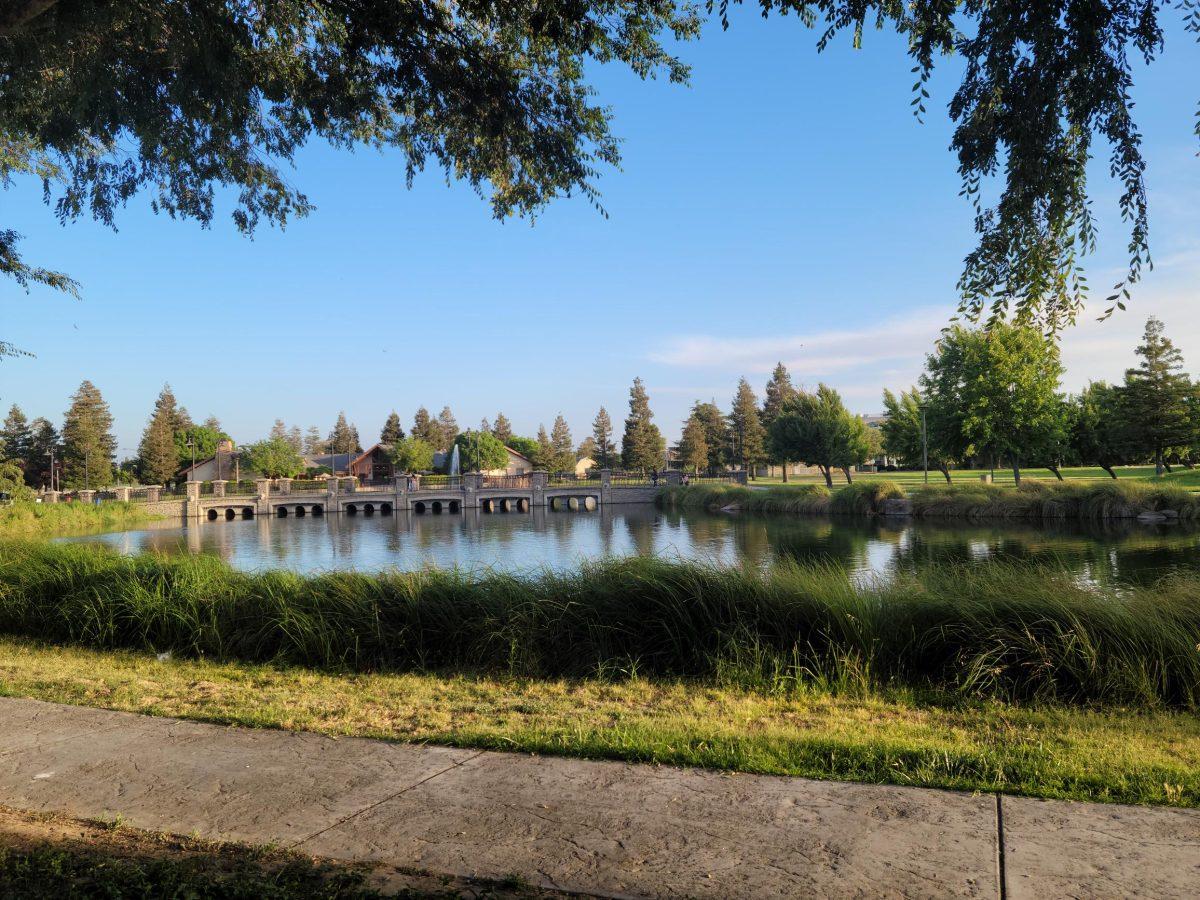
[61,504,1200,585]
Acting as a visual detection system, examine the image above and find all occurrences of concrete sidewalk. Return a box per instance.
[0,697,1197,898]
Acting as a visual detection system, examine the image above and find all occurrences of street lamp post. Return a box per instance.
[187,438,196,481]
[919,403,929,485]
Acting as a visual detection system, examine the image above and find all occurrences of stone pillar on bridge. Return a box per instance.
[145,485,162,503]
[184,481,200,519]
[393,474,408,513]
[277,478,292,494]
[78,490,96,505]
[342,476,356,494]
[256,479,272,517]
[326,476,339,513]
[463,472,480,509]
[113,487,131,502]
[211,480,228,498]
[531,470,547,508]
[600,469,612,506]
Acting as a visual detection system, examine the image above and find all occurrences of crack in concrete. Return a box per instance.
[288,749,486,851]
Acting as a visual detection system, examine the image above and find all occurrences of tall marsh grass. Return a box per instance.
[1,542,1196,708]
[0,502,156,537]
[662,479,1200,521]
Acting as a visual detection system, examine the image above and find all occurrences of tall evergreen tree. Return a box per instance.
[202,415,222,432]
[621,377,665,471]
[1122,317,1194,476]
[690,400,729,472]
[328,411,359,455]
[576,435,598,462]
[287,425,303,452]
[303,425,324,456]
[436,406,459,451]
[138,384,181,485]
[591,407,616,469]
[0,404,31,465]
[491,413,513,445]
[380,411,403,445]
[25,418,59,489]
[728,379,766,477]
[535,424,553,469]
[676,412,709,474]
[549,414,575,472]
[411,407,442,448]
[61,380,115,488]
[175,407,194,432]
[269,419,289,442]
[479,416,491,434]
[762,362,797,481]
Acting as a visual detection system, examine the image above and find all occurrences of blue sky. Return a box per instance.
[3,12,1199,457]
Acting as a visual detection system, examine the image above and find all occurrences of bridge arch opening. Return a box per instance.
[584,496,597,511]
[381,502,392,515]
[500,498,512,513]
[346,504,357,515]
[517,498,530,513]
[207,509,218,521]
[224,508,236,520]
[432,501,443,514]
[277,506,288,518]
[312,504,323,516]
[568,497,580,511]
[295,505,306,517]
[364,503,375,515]
[482,498,494,513]
[241,507,254,519]
[413,501,427,514]
[449,500,461,513]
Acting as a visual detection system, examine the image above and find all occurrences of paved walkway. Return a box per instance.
[1,697,1197,898]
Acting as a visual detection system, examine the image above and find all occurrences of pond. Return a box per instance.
[58,503,1200,586]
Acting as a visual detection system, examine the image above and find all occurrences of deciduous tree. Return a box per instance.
[391,437,435,474]
[453,430,510,473]
[242,438,304,479]
[768,385,871,486]
[880,387,952,483]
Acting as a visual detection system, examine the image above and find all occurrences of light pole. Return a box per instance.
[919,402,929,485]
[84,448,89,490]
[187,437,196,481]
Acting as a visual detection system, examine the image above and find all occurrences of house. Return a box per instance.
[302,452,353,475]
[426,446,536,476]
[350,444,394,482]
[178,440,242,483]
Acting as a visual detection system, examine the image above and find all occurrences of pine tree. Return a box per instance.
[411,407,442,447]
[1,404,31,465]
[591,407,616,468]
[728,378,767,477]
[303,426,323,455]
[175,407,194,432]
[762,362,797,480]
[549,414,575,472]
[491,412,513,445]
[436,406,458,451]
[677,413,709,474]
[270,419,289,442]
[479,416,491,434]
[690,400,728,472]
[380,411,403,445]
[535,424,553,469]
[138,384,181,485]
[61,380,115,488]
[328,411,358,455]
[287,425,304,452]
[25,418,59,488]
[621,377,665,472]
[576,435,598,461]
[1122,316,1195,475]
[202,415,222,432]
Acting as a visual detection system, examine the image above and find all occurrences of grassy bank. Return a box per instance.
[2,638,1197,808]
[2,542,1198,708]
[662,479,1200,521]
[754,464,1200,489]
[0,501,157,537]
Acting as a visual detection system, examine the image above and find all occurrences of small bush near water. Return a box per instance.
[1,542,1197,709]
[661,479,1200,520]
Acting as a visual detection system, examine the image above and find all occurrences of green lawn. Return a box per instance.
[751,464,1200,488]
[2,638,1196,809]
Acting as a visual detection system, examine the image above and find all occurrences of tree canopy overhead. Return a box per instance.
[2,0,1196,339]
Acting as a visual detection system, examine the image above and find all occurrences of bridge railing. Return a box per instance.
[226,480,259,496]
[609,471,660,486]
[290,479,329,493]
[415,475,461,491]
[481,473,531,489]
[547,472,601,487]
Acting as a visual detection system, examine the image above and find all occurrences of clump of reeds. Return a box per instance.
[1,542,1196,709]
[828,480,905,516]
[0,502,155,538]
